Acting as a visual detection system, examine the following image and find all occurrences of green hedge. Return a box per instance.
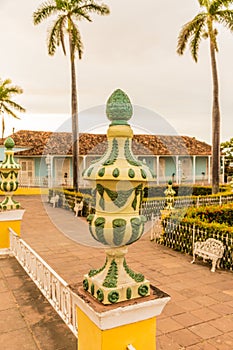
[143,185,227,198]
[184,204,233,226]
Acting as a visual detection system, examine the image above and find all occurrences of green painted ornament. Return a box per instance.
[91,284,95,295]
[138,284,149,296]
[97,289,104,302]
[126,287,132,299]
[108,290,119,303]
[4,137,15,149]
[106,89,133,125]
[83,279,89,291]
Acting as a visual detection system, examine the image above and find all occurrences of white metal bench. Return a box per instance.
[191,238,224,272]
[74,200,83,217]
[50,194,59,208]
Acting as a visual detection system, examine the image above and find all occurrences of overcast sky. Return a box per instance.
[1,0,233,143]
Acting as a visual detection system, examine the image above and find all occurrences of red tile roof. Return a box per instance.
[1,130,211,156]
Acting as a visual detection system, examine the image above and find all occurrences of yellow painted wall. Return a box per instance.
[0,188,48,196]
[77,307,156,350]
[0,220,21,249]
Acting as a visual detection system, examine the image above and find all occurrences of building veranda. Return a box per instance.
[0,130,220,188]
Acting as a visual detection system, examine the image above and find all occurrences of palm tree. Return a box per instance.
[0,78,25,139]
[33,0,110,192]
[177,0,233,194]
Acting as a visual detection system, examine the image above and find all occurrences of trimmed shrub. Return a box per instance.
[143,185,227,198]
[184,204,233,226]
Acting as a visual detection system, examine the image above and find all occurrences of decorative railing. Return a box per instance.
[17,176,90,189]
[9,228,78,337]
[18,176,46,188]
[141,193,233,220]
[158,219,233,271]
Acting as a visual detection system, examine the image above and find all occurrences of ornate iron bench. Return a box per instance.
[191,238,224,272]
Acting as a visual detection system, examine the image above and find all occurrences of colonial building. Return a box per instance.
[0,130,218,187]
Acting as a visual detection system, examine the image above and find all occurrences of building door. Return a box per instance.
[18,159,34,186]
[54,158,70,186]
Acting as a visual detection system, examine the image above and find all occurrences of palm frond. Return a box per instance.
[0,88,9,100]
[48,23,59,55]
[198,0,209,8]
[47,16,66,55]
[59,16,67,55]
[190,19,206,61]
[1,78,12,87]
[0,82,23,101]
[6,86,23,96]
[3,100,26,114]
[33,2,58,25]
[70,0,81,6]
[210,0,233,14]
[177,13,206,56]
[69,20,84,59]
[56,0,68,10]
[73,9,92,22]
[77,3,110,17]
[0,79,25,137]
[216,9,233,31]
[1,104,22,119]
[34,0,110,64]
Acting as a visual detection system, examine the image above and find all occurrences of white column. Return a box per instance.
[81,156,86,187]
[193,156,196,184]
[82,156,86,172]
[208,156,211,184]
[46,155,54,188]
[222,155,225,184]
[176,156,179,184]
[156,156,160,185]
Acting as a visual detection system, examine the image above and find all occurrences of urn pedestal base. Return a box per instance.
[83,247,150,305]
[0,209,25,250]
[71,283,170,350]
[0,194,20,210]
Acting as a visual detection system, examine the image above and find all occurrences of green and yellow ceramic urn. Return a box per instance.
[0,137,21,210]
[82,89,155,304]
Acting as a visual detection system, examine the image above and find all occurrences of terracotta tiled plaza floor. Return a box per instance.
[1,195,233,349]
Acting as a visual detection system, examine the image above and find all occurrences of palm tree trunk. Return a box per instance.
[69,34,79,192]
[209,38,220,194]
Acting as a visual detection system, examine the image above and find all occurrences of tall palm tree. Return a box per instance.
[33,0,110,192]
[0,78,25,139]
[177,0,233,194]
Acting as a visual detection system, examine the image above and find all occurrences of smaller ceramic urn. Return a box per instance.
[164,180,176,210]
[82,89,156,304]
[0,137,21,210]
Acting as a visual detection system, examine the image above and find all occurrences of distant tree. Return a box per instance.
[177,0,233,194]
[221,138,233,181]
[0,78,25,139]
[33,0,110,192]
